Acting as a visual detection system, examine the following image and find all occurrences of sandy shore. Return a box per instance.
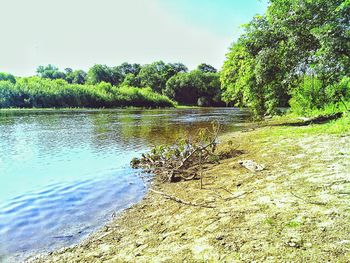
[27,117,350,262]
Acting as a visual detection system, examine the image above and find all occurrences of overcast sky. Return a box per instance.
[0,0,268,76]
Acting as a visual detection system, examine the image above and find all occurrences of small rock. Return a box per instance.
[215,234,224,241]
[135,241,143,247]
[304,242,312,248]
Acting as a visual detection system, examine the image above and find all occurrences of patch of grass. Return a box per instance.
[264,218,276,226]
[175,105,201,109]
[286,221,302,228]
[258,114,350,139]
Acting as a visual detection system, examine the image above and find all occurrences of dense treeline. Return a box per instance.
[221,0,350,117]
[0,61,223,108]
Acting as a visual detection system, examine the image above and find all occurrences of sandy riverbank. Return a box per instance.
[27,116,350,262]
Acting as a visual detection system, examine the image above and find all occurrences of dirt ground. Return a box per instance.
[27,118,350,262]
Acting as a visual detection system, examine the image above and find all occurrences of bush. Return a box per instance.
[290,76,350,115]
[325,77,350,109]
[290,77,327,115]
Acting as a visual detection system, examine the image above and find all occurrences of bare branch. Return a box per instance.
[149,188,215,209]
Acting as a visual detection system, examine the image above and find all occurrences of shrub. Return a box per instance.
[290,76,350,115]
[290,77,327,115]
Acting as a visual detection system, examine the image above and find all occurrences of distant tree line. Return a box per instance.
[33,61,224,107]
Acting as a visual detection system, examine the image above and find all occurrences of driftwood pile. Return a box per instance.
[131,122,221,183]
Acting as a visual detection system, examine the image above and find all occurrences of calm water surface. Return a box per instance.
[0,108,250,261]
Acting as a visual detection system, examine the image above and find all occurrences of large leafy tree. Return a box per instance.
[116,63,141,77]
[71,70,87,84]
[168,63,188,75]
[86,64,122,86]
[164,70,222,106]
[221,0,350,117]
[138,61,168,92]
[138,61,187,93]
[64,68,87,84]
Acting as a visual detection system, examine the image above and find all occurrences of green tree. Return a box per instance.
[87,64,122,86]
[117,62,141,77]
[197,63,217,73]
[138,61,169,93]
[0,72,16,84]
[168,63,188,75]
[36,65,66,80]
[164,70,222,106]
[64,68,87,84]
[221,0,349,117]
[138,61,186,93]
[121,73,141,87]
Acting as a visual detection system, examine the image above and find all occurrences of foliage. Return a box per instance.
[8,60,224,108]
[197,63,217,73]
[117,62,141,76]
[221,0,350,117]
[36,64,66,80]
[65,69,87,84]
[290,76,350,115]
[0,72,16,84]
[0,77,174,108]
[86,64,123,86]
[164,70,223,106]
[289,77,327,115]
[138,61,187,93]
[325,77,350,110]
[121,73,141,87]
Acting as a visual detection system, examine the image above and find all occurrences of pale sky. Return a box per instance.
[0,0,268,76]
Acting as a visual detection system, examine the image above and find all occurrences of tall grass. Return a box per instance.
[0,77,174,108]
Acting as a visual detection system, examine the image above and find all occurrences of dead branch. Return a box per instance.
[201,186,253,201]
[323,179,350,188]
[334,191,350,195]
[131,121,231,183]
[149,188,215,208]
[290,191,327,205]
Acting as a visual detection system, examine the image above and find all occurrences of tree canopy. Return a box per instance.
[36,65,66,80]
[0,72,16,84]
[221,0,350,117]
[137,61,188,93]
[164,70,223,106]
[197,63,217,73]
[7,61,220,107]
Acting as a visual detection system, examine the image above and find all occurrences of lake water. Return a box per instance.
[0,108,250,262]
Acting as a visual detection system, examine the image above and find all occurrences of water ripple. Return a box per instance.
[0,108,250,262]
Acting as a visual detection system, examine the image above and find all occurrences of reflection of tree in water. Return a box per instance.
[0,109,250,159]
[89,108,250,151]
